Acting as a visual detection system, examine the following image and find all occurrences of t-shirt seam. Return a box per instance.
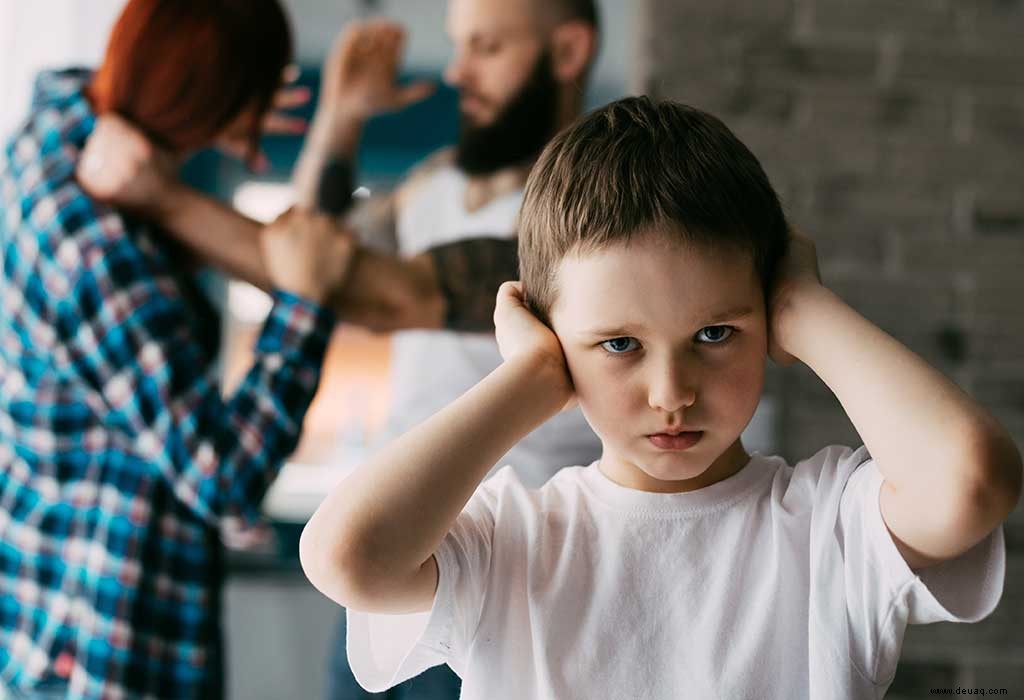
[424,495,498,664]
[466,499,497,656]
[866,578,916,685]
[810,613,888,693]
[844,451,913,688]
[418,544,459,659]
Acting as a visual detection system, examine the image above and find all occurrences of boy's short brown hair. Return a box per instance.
[518,96,789,323]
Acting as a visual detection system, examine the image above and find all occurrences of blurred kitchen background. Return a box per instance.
[3,1,1023,698]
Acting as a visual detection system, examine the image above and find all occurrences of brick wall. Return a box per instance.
[636,0,1024,695]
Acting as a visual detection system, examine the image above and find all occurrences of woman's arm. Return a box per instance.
[153,183,451,331]
[147,185,520,333]
[75,117,445,328]
[55,208,351,526]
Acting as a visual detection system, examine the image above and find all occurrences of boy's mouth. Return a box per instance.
[647,431,703,451]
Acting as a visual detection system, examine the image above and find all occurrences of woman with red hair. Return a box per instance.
[0,1,354,697]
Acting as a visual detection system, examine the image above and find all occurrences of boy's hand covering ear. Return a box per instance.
[494,281,577,411]
[768,227,824,366]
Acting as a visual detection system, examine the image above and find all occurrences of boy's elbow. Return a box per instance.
[990,432,1023,514]
[299,520,373,608]
[298,521,335,599]
[963,423,1023,522]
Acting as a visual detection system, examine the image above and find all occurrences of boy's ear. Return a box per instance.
[550,21,596,84]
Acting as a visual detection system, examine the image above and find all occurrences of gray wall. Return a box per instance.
[637,0,1024,694]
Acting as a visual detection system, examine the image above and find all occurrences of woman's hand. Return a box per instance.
[493,281,576,410]
[260,210,359,305]
[767,227,826,366]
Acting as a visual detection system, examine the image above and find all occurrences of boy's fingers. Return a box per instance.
[497,280,523,298]
[494,282,518,316]
[497,281,531,313]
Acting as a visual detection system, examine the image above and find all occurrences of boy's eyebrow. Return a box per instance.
[579,324,644,339]
[702,305,756,326]
[579,305,756,338]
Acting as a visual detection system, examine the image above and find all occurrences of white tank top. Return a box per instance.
[385,165,601,487]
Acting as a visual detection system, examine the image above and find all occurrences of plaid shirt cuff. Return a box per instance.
[256,289,336,360]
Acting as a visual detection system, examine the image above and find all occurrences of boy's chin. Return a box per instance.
[598,431,750,491]
[638,456,715,484]
[612,444,712,485]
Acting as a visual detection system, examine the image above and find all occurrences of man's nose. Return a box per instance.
[647,357,698,417]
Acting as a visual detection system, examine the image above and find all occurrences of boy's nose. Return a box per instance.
[647,362,698,416]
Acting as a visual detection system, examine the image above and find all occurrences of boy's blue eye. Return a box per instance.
[600,337,640,354]
[696,326,734,344]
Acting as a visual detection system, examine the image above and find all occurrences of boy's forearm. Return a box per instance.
[303,353,571,588]
[782,285,1021,502]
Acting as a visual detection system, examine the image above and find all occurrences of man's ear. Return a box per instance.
[550,21,597,84]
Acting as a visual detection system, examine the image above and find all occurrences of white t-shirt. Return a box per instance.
[346,445,1005,699]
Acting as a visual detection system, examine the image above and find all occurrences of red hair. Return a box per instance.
[88,0,292,155]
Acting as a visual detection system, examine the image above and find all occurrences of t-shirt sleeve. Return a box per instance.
[345,467,509,692]
[826,446,1006,683]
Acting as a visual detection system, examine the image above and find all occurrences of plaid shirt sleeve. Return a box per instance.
[52,209,336,527]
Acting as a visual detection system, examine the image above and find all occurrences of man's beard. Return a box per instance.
[454,50,558,176]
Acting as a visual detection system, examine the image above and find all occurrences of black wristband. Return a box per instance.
[317,157,354,216]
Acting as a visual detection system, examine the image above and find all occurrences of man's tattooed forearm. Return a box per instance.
[427,237,520,332]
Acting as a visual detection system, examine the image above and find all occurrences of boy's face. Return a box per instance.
[548,231,768,493]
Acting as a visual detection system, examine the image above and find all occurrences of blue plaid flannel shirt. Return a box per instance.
[0,70,336,699]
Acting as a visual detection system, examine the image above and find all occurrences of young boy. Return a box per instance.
[299,97,1020,698]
